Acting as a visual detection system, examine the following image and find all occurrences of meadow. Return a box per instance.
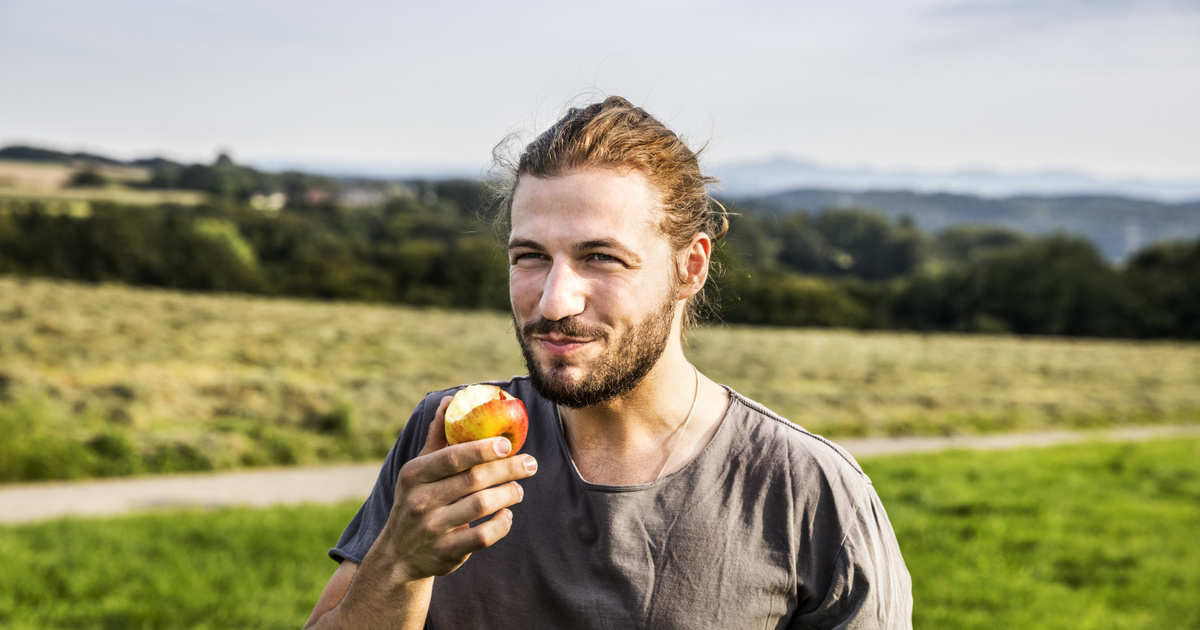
[0,159,205,212]
[2,275,1198,481]
[1,436,1197,629]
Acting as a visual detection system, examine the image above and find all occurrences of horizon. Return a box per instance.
[1,0,1197,186]
[5,140,1199,203]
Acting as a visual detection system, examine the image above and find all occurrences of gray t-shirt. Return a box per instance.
[331,376,912,629]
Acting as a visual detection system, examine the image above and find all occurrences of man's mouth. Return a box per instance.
[521,316,607,358]
[535,334,592,356]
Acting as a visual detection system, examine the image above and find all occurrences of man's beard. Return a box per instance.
[514,294,677,409]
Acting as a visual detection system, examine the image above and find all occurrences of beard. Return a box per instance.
[514,293,677,409]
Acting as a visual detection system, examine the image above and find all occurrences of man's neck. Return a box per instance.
[557,346,729,485]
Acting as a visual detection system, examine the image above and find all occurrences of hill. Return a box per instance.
[733,188,1200,262]
[6,142,1199,263]
[713,156,1200,203]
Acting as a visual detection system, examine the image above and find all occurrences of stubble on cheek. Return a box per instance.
[511,292,676,409]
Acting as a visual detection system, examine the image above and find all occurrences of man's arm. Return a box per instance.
[304,559,434,630]
[305,396,538,629]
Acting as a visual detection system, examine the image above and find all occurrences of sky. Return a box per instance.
[1,0,1198,182]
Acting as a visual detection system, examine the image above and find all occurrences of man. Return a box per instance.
[306,96,912,629]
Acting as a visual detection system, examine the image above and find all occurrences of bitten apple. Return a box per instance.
[444,384,529,453]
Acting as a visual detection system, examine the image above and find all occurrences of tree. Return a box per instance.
[933,225,1028,264]
[67,168,109,188]
[1123,238,1200,338]
[815,209,929,281]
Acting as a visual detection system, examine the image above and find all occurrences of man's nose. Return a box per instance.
[539,260,586,321]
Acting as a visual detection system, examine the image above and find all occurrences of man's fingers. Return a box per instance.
[407,436,522,485]
[430,481,525,533]
[446,453,537,496]
[418,396,453,457]
[437,508,516,560]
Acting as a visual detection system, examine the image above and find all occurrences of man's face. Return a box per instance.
[508,168,682,408]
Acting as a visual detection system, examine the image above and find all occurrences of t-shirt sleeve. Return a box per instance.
[329,395,435,565]
[790,485,913,629]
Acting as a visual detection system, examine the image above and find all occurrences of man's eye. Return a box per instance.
[511,252,545,264]
[591,253,620,263]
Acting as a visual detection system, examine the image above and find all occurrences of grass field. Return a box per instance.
[0,159,206,210]
[2,275,1198,481]
[1,437,1197,629]
[0,186,207,208]
[691,325,1200,437]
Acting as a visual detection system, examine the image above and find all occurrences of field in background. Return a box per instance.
[691,325,1200,437]
[2,275,1198,481]
[2,437,1197,629]
[0,159,205,211]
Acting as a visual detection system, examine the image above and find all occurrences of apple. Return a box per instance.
[444,384,529,453]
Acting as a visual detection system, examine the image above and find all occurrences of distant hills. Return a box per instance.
[5,144,1199,262]
[0,145,168,169]
[730,189,1200,262]
[704,156,1200,262]
[712,156,1200,203]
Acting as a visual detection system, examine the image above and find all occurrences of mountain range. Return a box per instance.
[711,156,1200,204]
[729,189,1200,262]
[706,157,1200,262]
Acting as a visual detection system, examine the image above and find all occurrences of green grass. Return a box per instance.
[0,501,358,629]
[867,437,1200,629]
[2,438,1198,628]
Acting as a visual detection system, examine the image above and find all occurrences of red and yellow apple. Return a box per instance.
[444,384,528,453]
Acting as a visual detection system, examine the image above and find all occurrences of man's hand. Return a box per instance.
[305,395,538,629]
[382,395,539,581]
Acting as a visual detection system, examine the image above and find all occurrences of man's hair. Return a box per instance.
[491,95,729,329]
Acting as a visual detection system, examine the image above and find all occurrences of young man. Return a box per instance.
[306,97,912,629]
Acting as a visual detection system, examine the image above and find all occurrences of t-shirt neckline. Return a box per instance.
[551,384,738,493]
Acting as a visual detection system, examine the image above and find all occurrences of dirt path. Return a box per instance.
[2,424,1197,525]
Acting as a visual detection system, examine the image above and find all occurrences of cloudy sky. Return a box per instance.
[1,0,1197,181]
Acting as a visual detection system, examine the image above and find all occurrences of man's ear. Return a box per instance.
[678,232,712,300]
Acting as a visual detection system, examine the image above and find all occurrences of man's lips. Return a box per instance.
[535,334,592,356]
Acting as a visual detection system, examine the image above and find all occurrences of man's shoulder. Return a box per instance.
[721,387,868,482]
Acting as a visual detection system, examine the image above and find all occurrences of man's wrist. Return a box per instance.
[372,520,429,586]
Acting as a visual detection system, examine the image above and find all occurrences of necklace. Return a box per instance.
[655,363,700,482]
[556,363,702,484]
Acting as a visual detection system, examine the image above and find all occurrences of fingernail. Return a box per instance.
[495,438,512,456]
[523,456,538,473]
[516,483,524,501]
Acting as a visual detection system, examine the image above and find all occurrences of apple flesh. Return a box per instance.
[444,384,528,453]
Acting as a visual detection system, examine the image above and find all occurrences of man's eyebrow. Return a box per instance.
[577,239,639,261]
[507,238,542,252]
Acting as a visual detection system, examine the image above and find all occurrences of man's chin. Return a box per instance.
[530,379,598,410]
[534,363,587,390]
[529,347,594,376]
[526,363,602,408]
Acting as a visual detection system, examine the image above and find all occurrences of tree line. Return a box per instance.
[1,173,1197,339]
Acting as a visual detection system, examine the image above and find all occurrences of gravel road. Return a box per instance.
[2,424,1196,524]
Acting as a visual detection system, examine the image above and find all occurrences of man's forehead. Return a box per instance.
[509,169,664,242]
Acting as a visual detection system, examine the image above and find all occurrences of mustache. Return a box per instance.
[521,316,608,341]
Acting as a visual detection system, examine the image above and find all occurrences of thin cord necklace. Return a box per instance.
[655,363,700,482]
[556,363,702,484]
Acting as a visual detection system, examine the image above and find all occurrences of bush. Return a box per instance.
[721,267,872,328]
